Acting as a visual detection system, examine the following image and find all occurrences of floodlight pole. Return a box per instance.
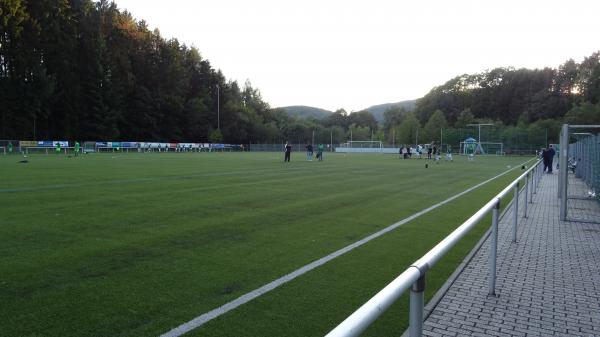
[217,84,220,130]
[467,123,493,153]
[415,128,418,147]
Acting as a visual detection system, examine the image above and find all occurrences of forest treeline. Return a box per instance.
[1,0,599,144]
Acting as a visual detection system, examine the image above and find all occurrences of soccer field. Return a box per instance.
[0,152,533,337]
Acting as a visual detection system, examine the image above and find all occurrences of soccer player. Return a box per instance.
[445,145,453,161]
[55,142,61,155]
[74,141,80,156]
[7,142,13,155]
[306,143,313,161]
[284,142,292,162]
[317,143,324,161]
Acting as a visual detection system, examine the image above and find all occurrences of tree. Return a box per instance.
[382,105,407,134]
[209,128,223,143]
[422,109,448,143]
[396,112,421,145]
[576,52,600,104]
[454,109,475,128]
[564,102,600,125]
[349,110,378,131]
[347,123,371,141]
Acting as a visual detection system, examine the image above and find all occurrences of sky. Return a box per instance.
[114,0,600,112]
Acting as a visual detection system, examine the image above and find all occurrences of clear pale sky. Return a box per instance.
[114,0,600,112]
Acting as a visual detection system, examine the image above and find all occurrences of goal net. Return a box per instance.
[337,141,383,153]
[460,142,504,155]
[339,141,382,149]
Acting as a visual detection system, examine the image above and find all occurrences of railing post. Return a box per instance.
[512,182,519,243]
[529,171,534,204]
[523,173,529,218]
[488,200,500,296]
[532,166,536,194]
[409,274,426,337]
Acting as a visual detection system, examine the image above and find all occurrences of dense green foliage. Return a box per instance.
[0,152,531,336]
[0,0,282,143]
[412,55,600,133]
[1,0,598,145]
[363,100,416,122]
[281,105,333,119]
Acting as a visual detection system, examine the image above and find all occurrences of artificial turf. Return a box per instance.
[0,151,533,336]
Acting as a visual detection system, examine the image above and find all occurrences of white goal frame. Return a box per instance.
[460,142,504,156]
[338,141,383,153]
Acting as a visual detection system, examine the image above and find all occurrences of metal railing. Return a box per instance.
[326,159,543,337]
[558,124,600,220]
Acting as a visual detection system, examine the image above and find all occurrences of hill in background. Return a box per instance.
[281,100,416,122]
[280,106,333,119]
[364,100,416,122]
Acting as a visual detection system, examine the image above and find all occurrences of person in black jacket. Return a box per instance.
[541,148,548,172]
[284,142,292,162]
[546,145,556,173]
[305,143,313,161]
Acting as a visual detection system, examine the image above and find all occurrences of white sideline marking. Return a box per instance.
[160,159,534,337]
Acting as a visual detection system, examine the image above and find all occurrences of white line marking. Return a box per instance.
[160,159,534,337]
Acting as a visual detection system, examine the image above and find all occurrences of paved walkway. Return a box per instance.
[421,172,600,337]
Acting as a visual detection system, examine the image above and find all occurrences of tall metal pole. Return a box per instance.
[415,128,418,148]
[559,124,569,220]
[217,84,220,130]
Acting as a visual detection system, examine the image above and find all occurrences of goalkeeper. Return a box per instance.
[445,145,453,161]
[317,143,324,161]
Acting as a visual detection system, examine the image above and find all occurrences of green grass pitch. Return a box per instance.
[0,152,532,336]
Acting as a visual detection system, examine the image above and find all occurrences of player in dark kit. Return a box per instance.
[284,142,292,162]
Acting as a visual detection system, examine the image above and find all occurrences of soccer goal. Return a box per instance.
[337,141,383,153]
[460,141,504,155]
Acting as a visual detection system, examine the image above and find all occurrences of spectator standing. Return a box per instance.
[546,145,556,173]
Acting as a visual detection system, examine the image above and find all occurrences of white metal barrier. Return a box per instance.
[326,159,543,337]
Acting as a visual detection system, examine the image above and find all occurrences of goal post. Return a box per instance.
[460,142,504,155]
[338,141,383,153]
[343,141,383,148]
